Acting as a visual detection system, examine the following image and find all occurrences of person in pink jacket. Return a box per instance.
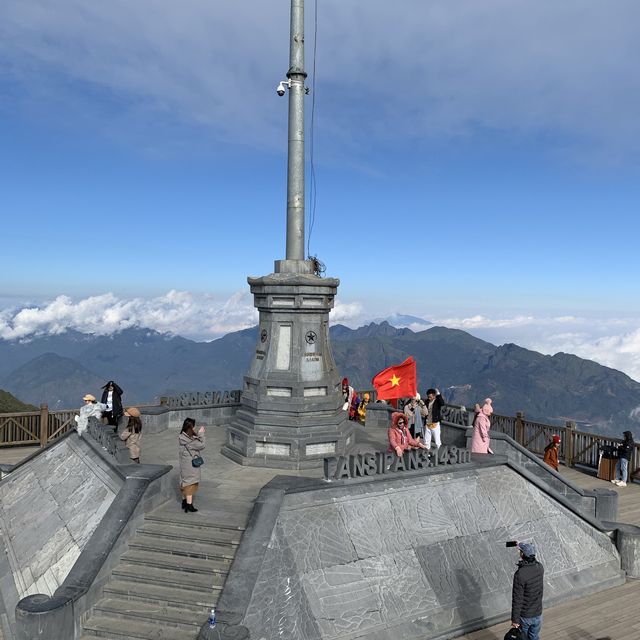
[471,398,494,454]
[388,411,428,457]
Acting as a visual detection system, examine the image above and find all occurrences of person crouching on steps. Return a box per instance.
[119,407,142,463]
[179,418,205,512]
[388,412,428,458]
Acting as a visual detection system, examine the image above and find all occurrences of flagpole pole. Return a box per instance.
[285,0,307,265]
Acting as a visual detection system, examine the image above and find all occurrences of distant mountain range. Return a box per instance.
[1,323,639,436]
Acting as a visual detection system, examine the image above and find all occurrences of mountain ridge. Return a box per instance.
[1,323,638,436]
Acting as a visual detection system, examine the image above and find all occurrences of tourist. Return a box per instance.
[74,394,106,437]
[101,380,124,431]
[119,407,142,463]
[357,392,370,425]
[543,435,561,471]
[342,378,356,420]
[404,393,427,440]
[511,542,544,640]
[612,430,635,487]
[388,411,428,457]
[423,388,445,450]
[471,398,493,454]
[178,418,205,512]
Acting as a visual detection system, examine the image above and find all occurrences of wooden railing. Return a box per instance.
[447,406,640,479]
[0,404,78,447]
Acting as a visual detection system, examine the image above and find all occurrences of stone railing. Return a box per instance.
[85,417,131,465]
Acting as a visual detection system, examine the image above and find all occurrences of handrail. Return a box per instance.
[443,402,640,478]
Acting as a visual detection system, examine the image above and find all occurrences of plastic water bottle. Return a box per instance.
[208,607,216,629]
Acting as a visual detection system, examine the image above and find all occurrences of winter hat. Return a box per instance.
[342,377,349,386]
[552,435,561,444]
[518,542,536,558]
[83,394,96,402]
[125,407,141,418]
[481,398,493,416]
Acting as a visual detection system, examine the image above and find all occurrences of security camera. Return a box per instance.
[276,81,287,96]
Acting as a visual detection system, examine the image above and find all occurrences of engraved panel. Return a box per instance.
[272,297,296,306]
[267,387,292,397]
[276,324,292,370]
[254,442,291,456]
[306,442,336,456]
[303,387,327,397]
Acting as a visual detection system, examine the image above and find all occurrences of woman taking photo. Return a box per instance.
[178,418,205,512]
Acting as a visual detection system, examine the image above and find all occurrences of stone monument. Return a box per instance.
[222,0,354,469]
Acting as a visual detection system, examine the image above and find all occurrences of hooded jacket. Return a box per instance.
[471,399,493,454]
[101,381,124,420]
[511,558,544,623]
[387,411,421,454]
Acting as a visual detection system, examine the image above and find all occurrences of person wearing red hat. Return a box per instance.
[543,435,561,471]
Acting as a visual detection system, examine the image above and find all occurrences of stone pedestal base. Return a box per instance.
[222,267,355,469]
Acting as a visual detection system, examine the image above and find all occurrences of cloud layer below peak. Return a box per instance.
[1,292,639,383]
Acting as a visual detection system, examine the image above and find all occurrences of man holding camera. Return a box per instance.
[510,542,544,640]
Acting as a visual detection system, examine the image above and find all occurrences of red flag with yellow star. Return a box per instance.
[371,356,417,400]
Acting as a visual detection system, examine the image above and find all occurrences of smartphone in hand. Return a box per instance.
[506,541,518,547]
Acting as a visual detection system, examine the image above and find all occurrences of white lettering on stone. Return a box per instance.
[276,324,291,370]
[307,442,336,456]
[267,387,292,397]
[255,442,291,456]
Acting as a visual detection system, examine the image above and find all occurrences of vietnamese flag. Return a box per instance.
[372,356,417,400]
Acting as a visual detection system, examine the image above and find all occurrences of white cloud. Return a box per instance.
[2,294,640,383]
[0,291,258,342]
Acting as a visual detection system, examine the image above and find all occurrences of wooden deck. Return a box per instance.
[458,464,640,640]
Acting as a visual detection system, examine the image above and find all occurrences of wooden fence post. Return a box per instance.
[515,411,525,446]
[565,420,576,468]
[40,404,49,447]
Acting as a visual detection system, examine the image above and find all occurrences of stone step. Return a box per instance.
[145,508,248,531]
[112,563,225,591]
[81,615,197,640]
[103,578,222,609]
[120,548,232,575]
[93,597,205,631]
[129,533,236,561]
[138,521,242,546]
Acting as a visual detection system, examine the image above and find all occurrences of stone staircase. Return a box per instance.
[80,498,253,640]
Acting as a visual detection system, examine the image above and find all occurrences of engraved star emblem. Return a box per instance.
[390,374,400,387]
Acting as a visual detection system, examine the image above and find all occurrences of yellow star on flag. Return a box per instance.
[390,374,401,387]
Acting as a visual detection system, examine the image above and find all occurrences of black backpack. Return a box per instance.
[504,628,526,640]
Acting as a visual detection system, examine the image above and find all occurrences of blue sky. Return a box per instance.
[2,1,640,380]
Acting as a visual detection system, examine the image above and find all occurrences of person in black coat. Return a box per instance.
[511,542,544,640]
[613,430,635,487]
[101,380,124,430]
